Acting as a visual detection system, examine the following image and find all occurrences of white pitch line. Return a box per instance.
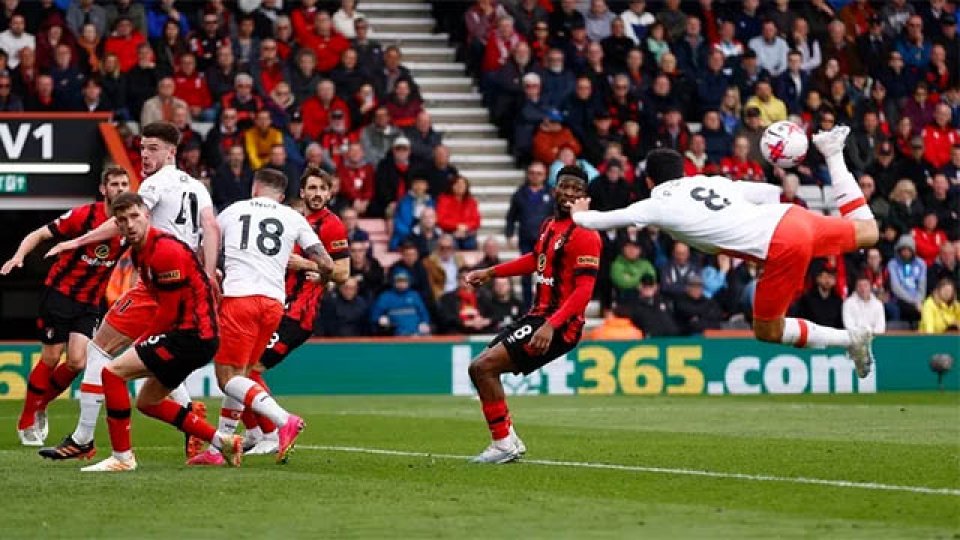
[300,445,960,497]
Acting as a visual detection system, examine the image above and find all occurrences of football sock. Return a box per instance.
[72,341,112,445]
[481,400,512,441]
[168,384,191,407]
[42,362,80,406]
[138,398,216,444]
[241,408,261,436]
[218,396,244,434]
[781,317,853,348]
[101,369,131,456]
[825,153,874,220]
[256,413,277,434]
[246,372,277,433]
[18,361,53,429]
[223,377,290,426]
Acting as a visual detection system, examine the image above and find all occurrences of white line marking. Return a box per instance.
[300,445,960,497]
[0,163,90,174]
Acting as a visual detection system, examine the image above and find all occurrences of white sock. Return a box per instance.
[72,341,111,445]
[781,317,852,348]
[246,426,263,439]
[223,377,290,426]
[168,384,191,407]
[826,154,875,220]
[217,396,243,434]
[113,449,133,461]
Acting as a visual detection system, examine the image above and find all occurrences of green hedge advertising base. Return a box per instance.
[0,335,956,399]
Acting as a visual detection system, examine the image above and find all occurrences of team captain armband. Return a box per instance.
[330,239,349,250]
[575,255,600,267]
[156,270,182,284]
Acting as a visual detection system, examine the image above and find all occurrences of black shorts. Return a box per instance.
[488,315,579,375]
[136,331,219,389]
[37,287,101,345]
[259,316,311,370]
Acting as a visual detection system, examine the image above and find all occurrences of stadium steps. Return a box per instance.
[367,0,522,241]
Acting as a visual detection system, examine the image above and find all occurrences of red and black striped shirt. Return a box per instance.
[135,228,218,339]
[528,217,602,343]
[45,202,127,307]
[284,207,349,331]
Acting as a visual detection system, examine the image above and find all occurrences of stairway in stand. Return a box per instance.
[365,1,520,249]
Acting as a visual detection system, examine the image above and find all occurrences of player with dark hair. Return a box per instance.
[571,129,879,376]
[81,193,236,471]
[1,167,130,446]
[41,121,220,461]
[238,166,351,454]
[463,166,602,463]
[187,168,335,466]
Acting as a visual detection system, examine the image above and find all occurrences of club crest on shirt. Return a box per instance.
[94,244,110,259]
[537,253,547,272]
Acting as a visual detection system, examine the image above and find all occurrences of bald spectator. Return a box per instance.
[140,76,187,126]
[482,15,524,74]
[302,78,351,140]
[404,110,442,162]
[922,103,960,168]
[220,73,264,130]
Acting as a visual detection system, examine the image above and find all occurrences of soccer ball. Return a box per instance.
[760,121,808,168]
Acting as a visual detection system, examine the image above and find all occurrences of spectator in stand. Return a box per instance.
[0,14,32,69]
[933,15,960,73]
[583,111,622,165]
[105,0,147,38]
[351,17,382,70]
[659,242,702,299]
[629,275,682,336]
[172,52,212,121]
[65,0,106,40]
[483,15,524,75]
[404,110,442,163]
[384,79,421,129]
[643,21,670,67]
[920,278,960,333]
[878,51,917,105]
[682,134,716,176]
[713,19,745,64]
[374,135,428,218]
[98,53,128,118]
[899,136,937,197]
[589,159,632,213]
[248,38,289,98]
[231,14,259,70]
[881,0,915,38]
[212,145,253,212]
[318,109,356,167]
[292,0,321,42]
[655,105,691,152]
[470,236,503,271]
[611,238,655,304]
[774,50,810,116]
[205,44,237,104]
[858,14,893,78]
[513,72,550,161]
[153,18,188,77]
[779,173,807,208]
[332,0,364,39]
[302,79,350,140]
[371,270,431,337]
[912,211,949,267]
[465,0,506,72]
[925,43,952,97]
[548,145,599,186]
[350,241,385,301]
[0,72,22,111]
[732,49,768,99]
[75,22,103,76]
[621,0,654,45]
[317,278,369,337]
[508,0,547,40]
[269,81,299,125]
[562,76,601,144]
[487,276,524,331]
[858,174,891,224]
[187,11,227,72]
[672,16,708,79]
[203,107,241,169]
[719,86,743,135]
[244,109,283,171]
[889,234,928,325]
[361,106,399,167]
[301,11,349,74]
[504,161,553,306]
[673,274,724,335]
[744,79,786,128]
[48,43,83,110]
[720,135,765,182]
[388,242,433,305]
[372,45,416,100]
[264,144,303,202]
[896,14,932,69]
[488,41,535,129]
[601,18,634,74]
[736,106,765,163]
[888,178,925,233]
[846,110,885,176]
[922,103,960,169]
[584,0,615,43]
[928,242,959,290]
[123,42,158,120]
[146,0,188,41]
[733,0,762,43]
[339,143,375,215]
[75,77,108,113]
[822,19,863,76]
[391,176,434,251]
[289,48,321,104]
[436,176,481,250]
[437,266,494,335]
[842,274,887,333]
[548,0,584,42]
[535,48,574,110]
[700,110,732,164]
[792,266,844,328]
[696,50,730,115]
[423,234,466,300]
[422,144,457,198]
[340,207,370,248]
[140,76,184,126]
[220,73,263,130]
[748,19,788,77]
[532,109,581,165]
[925,174,960,240]
[839,0,875,38]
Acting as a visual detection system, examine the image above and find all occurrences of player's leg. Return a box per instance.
[17,341,64,445]
[813,126,876,222]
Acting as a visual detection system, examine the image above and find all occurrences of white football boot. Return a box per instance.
[811,125,850,157]
[471,436,523,464]
[36,410,49,442]
[245,430,279,455]
[81,454,138,472]
[846,327,875,379]
[510,426,526,456]
[17,426,43,447]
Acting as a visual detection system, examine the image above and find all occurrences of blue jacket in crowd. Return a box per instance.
[370,288,431,336]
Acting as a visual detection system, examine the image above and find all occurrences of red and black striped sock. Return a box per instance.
[18,362,53,430]
[40,363,81,407]
[102,369,132,453]
[481,400,512,441]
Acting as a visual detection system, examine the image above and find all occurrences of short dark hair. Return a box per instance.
[101,166,128,185]
[141,122,181,146]
[110,192,145,216]
[254,168,288,193]
[644,148,685,185]
[299,166,333,190]
[555,165,589,187]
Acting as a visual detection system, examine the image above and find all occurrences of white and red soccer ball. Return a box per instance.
[760,121,808,169]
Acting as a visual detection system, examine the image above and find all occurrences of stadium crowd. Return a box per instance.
[0,0,957,338]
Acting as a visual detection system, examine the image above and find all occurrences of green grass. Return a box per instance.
[1,393,958,539]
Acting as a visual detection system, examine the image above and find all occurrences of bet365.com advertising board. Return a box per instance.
[0,336,955,400]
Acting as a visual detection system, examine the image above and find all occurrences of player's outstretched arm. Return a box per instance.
[569,198,651,230]
[304,242,336,283]
[1,226,54,275]
[466,252,538,286]
[44,217,119,258]
[199,207,220,278]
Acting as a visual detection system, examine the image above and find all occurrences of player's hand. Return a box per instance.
[417,322,431,335]
[0,256,23,275]
[207,272,222,304]
[288,253,313,272]
[568,197,591,215]
[45,240,77,258]
[528,322,554,356]
[465,268,493,287]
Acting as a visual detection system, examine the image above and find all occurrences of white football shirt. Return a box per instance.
[217,197,322,302]
[573,175,791,260]
[138,164,213,251]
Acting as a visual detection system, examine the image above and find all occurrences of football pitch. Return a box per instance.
[1,393,958,539]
